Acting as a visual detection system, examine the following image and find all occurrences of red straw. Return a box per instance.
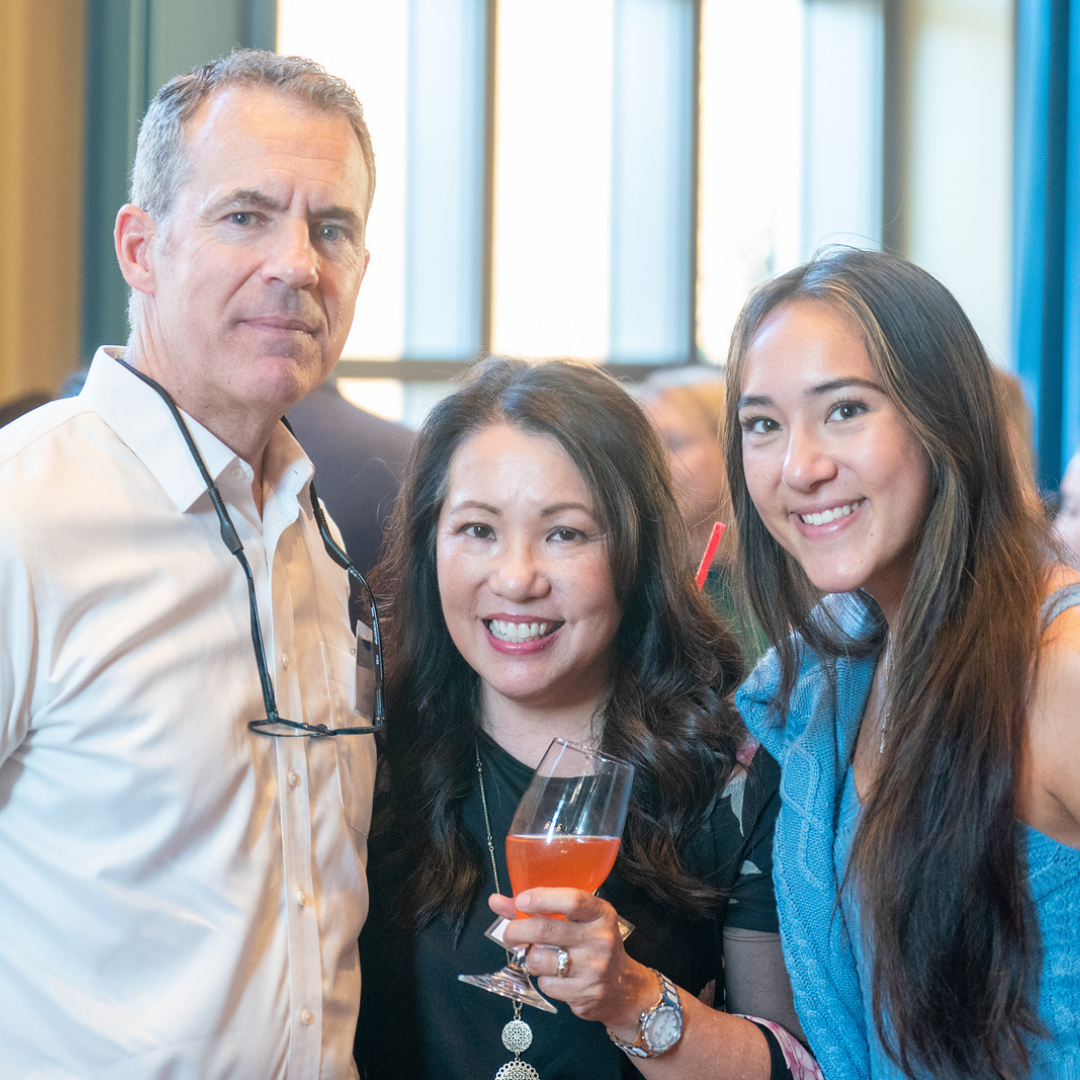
[695,522,726,590]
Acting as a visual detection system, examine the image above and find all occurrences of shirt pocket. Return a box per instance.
[321,640,376,838]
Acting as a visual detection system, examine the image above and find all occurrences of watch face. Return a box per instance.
[644,1005,682,1053]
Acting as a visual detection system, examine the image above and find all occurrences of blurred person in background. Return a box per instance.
[1054,449,1080,555]
[287,376,413,576]
[640,368,767,672]
[992,367,1040,506]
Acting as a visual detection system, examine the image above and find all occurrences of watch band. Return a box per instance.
[608,968,683,1059]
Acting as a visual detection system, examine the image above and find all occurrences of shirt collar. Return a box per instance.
[82,347,313,513]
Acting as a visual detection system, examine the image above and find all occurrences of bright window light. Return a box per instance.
[278,0,409,361]
[489,0,614,360]
[276,0,1007,390]
[800,0,884,253]
[696,0,804,365]
[905,0,1013,364]
[336,377,405,423]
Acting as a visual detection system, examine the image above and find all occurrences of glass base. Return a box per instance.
[458,967,558,1014]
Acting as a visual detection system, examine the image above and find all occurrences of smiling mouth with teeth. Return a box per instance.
[486,619,562,643]
[799,499,864,526]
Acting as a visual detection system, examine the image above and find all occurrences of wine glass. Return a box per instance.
[459,737,634,1012]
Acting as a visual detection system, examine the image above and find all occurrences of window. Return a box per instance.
[278,0,1014,424]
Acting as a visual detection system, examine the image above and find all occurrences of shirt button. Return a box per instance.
[297,889,308,908]
[281,654,290,670]
[287,770,300,789]
[300,1008,314,1027]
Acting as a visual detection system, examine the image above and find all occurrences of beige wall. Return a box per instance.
[0,0,86,402]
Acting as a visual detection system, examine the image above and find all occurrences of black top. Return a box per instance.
[356,734,782,1079]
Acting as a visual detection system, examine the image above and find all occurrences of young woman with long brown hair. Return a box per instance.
[726,248,1080,1079]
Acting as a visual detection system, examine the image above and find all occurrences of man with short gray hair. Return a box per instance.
[0,50,377,1077]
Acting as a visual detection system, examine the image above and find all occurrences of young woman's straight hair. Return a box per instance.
[723,248,1052,1079]
[375,357,746,934]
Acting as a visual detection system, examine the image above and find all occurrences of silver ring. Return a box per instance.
[555,947,570,978]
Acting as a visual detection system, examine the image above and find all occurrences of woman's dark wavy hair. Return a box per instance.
[375,357,746,933]
[723,248,1052,1079]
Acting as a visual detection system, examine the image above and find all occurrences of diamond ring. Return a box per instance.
[555,947,571,978]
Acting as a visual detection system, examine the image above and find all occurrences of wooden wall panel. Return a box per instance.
[0,0,86,401]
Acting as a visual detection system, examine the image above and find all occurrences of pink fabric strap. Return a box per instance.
[738,1016,824,1080]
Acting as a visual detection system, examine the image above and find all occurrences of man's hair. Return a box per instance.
[130,48,375,220]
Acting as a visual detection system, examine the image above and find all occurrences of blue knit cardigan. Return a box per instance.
[736,594,882,1080]
[737,587,1080,1080]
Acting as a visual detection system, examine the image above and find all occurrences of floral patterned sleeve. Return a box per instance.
[723,739,782,933]
[726,745,824,1079]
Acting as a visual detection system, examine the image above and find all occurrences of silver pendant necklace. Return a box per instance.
[476,745,541,1080]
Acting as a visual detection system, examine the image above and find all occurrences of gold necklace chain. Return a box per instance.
[475,743,503,894]
[474,743,539,1080]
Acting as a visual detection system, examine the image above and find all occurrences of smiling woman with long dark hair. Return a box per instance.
[726,248,1080,1079]
[355,358,819,1080]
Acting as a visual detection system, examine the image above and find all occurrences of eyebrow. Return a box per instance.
[447,500,500,516]
[203,188,364,233]
[446,500,595,517]
[738,376,885,409]
[541,502,594,517]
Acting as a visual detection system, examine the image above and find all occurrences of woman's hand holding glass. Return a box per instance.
[458,738,634,1013]
[490,887,657,1040]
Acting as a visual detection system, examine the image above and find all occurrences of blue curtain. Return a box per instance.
[1014,0,1080,490]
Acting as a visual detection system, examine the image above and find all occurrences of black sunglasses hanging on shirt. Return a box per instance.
[117,358,384,737]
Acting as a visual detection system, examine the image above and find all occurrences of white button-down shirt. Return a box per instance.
[0,349,376,1078]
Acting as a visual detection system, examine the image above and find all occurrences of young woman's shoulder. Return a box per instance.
[1019,569,1080,846]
